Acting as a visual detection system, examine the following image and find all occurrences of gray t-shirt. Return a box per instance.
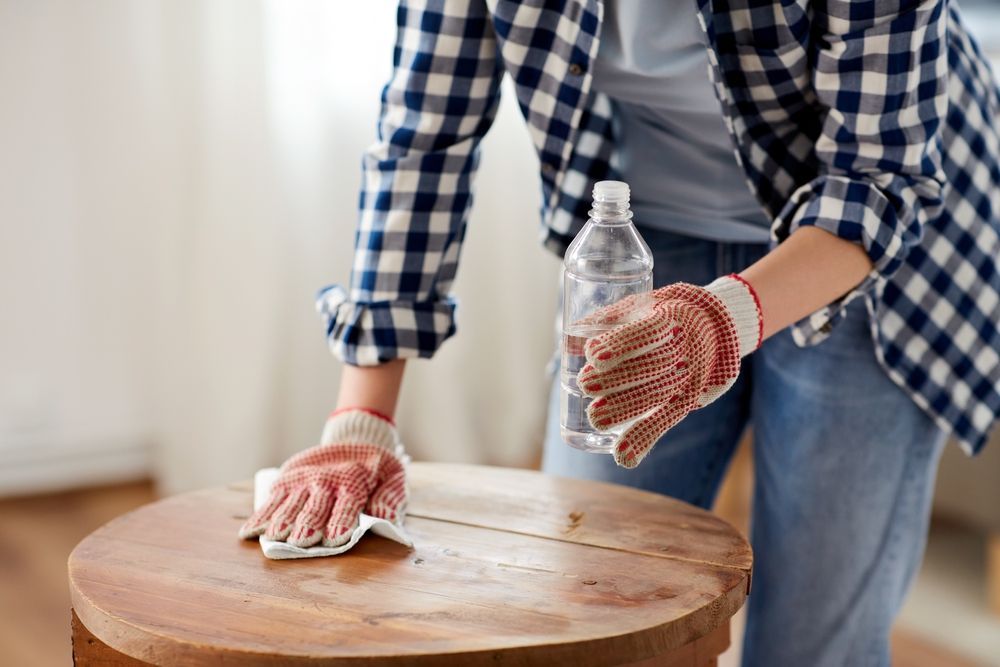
[591,0,771,243]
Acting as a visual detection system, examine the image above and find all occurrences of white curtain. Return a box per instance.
[0,0,560,495]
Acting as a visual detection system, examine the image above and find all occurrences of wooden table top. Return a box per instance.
[68,463,752,666]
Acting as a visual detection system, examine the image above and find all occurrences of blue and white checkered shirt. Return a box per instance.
[317,0,1000,455]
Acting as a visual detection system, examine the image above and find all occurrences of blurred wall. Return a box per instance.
[0,0,559,495]
[0,0,170,492]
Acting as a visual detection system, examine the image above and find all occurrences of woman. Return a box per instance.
[240,1,1000,664]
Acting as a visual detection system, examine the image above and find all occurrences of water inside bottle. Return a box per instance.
[560,325,622,453]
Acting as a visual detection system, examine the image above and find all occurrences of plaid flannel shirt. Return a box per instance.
[317,0,1000,454]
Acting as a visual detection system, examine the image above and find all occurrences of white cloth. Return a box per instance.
[253,467,413,560]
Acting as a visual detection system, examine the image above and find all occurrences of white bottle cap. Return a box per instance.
[592,180,630,204]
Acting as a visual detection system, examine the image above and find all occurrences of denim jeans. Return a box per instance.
[541,226,947,667]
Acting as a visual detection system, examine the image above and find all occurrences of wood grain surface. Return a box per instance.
[68,463,751,666]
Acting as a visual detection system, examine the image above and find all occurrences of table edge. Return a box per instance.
[67,466,752,665]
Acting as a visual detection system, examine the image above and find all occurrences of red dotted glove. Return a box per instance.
[579,275,762,469]
[238,408,408,548]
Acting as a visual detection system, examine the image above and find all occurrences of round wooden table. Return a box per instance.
[69,463,752,666]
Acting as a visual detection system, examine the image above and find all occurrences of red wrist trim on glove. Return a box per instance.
[727,273,764,350]
[328,406,396,427]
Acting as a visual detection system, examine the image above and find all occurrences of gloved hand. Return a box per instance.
[579,274,762,468]
[238,408,408,548]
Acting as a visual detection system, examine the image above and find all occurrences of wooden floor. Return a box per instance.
[0,472,987,667]
[0,481,156,666]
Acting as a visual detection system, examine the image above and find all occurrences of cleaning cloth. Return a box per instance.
[252,467,413,560]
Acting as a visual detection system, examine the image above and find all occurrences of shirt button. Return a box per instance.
[541,162,556,175]
[568,63,585,76]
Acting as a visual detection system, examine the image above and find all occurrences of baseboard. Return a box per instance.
[0,432,152,497]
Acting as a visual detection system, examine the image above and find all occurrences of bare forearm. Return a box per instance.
[740,226,873,341]
[336,359,406,418]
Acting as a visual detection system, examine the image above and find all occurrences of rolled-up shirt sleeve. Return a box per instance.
[318,0,504,366]
[772,0,948,344]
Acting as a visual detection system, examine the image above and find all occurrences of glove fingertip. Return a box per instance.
[584,342,617,369]
[367,504,390,521]
[238,520,266,540]
[238,500,282,540]
[613,453,640,470]
[585,397,618,431]
[264,520,293,542]
[612,401,689,469]
[367,496,406,523]
[324,497,364,547]
[613,440,648,469]
[577,365,610,397]
[322,523,357,548]
[287,525,323,548]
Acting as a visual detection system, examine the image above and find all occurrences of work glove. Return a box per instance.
[238,408,408,548]
[579,274,762,469]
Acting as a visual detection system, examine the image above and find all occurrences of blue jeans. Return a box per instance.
[542,227,947,667]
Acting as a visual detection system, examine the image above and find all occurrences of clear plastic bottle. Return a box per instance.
[560,181,654,453]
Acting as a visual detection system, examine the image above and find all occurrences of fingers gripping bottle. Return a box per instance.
[560,181,654,453]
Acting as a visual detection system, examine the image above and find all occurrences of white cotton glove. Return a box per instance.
[578,275,763,468]
[238,408,408,548]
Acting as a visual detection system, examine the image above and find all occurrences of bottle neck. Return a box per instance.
[589,200,633,225]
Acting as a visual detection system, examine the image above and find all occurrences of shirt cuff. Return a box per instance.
[316,285,458,366]
[772,175,915,345]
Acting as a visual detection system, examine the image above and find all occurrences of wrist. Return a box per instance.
[336,359,405,419]
[321,408,399,452]
[328,406,395,427]
[705,274,763,357]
